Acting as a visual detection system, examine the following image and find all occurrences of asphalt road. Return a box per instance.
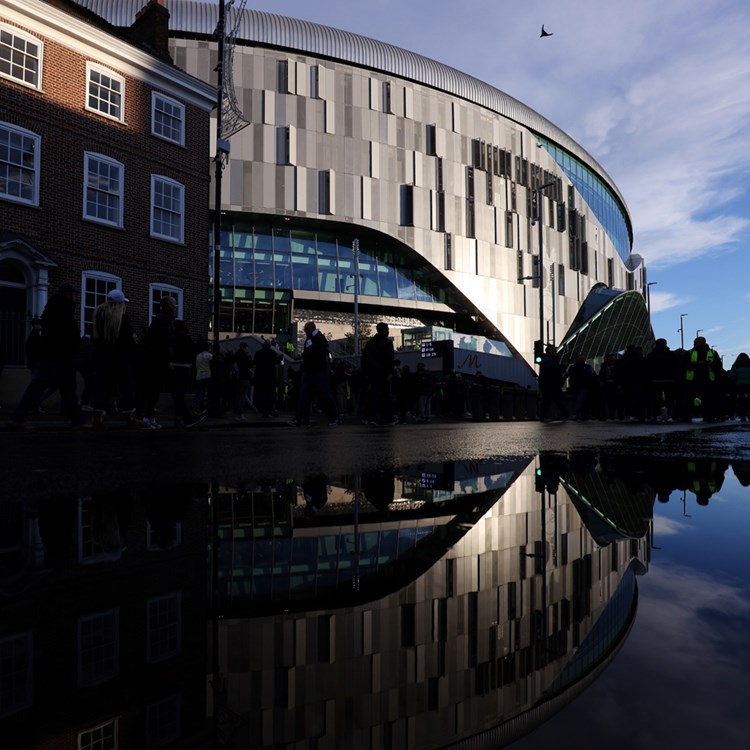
[2,417,747,500]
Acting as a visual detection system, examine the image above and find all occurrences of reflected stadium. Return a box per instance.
[0,454,658,748]
[75,0,654,380]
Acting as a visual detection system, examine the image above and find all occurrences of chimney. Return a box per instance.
[128,0,172,62]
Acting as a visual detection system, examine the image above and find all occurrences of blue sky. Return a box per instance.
[234,0,750,363]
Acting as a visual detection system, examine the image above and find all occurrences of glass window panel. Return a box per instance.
[397,527,417,553]
[219,259,234,286]
[318,256,339,292]
[317,239,338,258]
[338,258,355,296]
[378,261,397,298]
[396,268,417,300]
[274,256,292,289]
[290,232,317,256]
[292,255,317,290]
[254,250,274,289]
[358,254,379,296]
[378,530,399,563]
[271,229,290,252]
[233,259,254,286]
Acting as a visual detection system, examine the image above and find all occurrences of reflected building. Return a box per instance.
[74,0,653,381]
[212,458,653,748]
[0,487,210,750]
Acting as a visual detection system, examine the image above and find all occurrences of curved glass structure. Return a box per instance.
[558,284,655,366]
[216,218,475,335]
[538,137,632,262]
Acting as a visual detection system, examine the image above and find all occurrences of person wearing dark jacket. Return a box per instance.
[289,321,339,426]
[137,295,192,429]
[361,322,396,425]
[90,289,144,429]
[644,338,678,421]
[253,340,282,417]
[538,344,568,422]
[8,282,88,429]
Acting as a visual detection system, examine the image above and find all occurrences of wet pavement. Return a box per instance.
[1,419,749,748]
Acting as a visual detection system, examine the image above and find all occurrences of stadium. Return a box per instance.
[76,0,654,383]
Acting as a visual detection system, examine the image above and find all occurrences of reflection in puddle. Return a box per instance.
[2,454,741,748]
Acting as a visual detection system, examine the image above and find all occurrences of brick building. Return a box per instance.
[0,0,215,399]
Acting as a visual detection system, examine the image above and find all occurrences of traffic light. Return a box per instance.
[534,339,544,363]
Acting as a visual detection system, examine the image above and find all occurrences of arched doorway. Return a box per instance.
[0,235,57,368]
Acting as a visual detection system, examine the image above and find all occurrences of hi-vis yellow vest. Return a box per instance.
[686,349,715,381]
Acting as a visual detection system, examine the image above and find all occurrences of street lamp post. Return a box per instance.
[647,281,658,315]
[679,313,688,349]
[696,329,703,341]
[536,181,556,349]
[352,239,360,354]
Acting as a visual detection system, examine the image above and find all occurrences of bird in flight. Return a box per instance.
[540,24,553,38]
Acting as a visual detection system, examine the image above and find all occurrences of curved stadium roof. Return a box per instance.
[76,0,630,223]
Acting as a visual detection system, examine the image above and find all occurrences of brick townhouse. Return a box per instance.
[0,0,215,400]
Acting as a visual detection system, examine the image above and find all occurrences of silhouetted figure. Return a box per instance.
[253,340,282,417]
[361,322,396,425]
[9,282,88,429]
[289,322,339,427]
[538,344,568,422]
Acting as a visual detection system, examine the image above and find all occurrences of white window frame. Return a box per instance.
[0,24,43,90]
[151,92,185,146]
[146,693,181,749]
[83,152,124,228]
[78,718,119,750]
[86,62,124,122]
[149,283,183,320]
[0,631,33,718]
[78,609,119,688]
[0,122,40,206]
[150,175,184,244]
[81,272,121,337]
[146,592,182,663]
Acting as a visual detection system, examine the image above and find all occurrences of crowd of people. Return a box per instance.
[538,337,750,423]
[5,283,285,430]
[6,288,750,430]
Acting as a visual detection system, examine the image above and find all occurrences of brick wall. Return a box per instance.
[0,14,211,339]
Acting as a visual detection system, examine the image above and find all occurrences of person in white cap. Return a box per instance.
[90,288,145,428]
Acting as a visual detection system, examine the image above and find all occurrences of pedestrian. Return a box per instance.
[684,336,723,422]
[193,340,212,414]
[232,341,253,420]
[538,344,568,422]
[728,352,750,421]
[253,339,282,417]
[414,362,435,422]
[618,345,646,421]
[393,361,416,423]
[137,295,193,429]
[567,355,594,421]
[90,289,145,429]
[24,315,55,413]
[8,282,89,430]
[361,322,396,425]
[644,338,678,422]
[289,321,339,426]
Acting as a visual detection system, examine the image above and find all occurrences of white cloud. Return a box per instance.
[649,291,690,314]
[652,515,691,537]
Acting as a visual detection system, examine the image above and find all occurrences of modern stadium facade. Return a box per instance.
[77,0,654,383]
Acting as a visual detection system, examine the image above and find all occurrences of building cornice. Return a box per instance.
[2,0,215,111]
